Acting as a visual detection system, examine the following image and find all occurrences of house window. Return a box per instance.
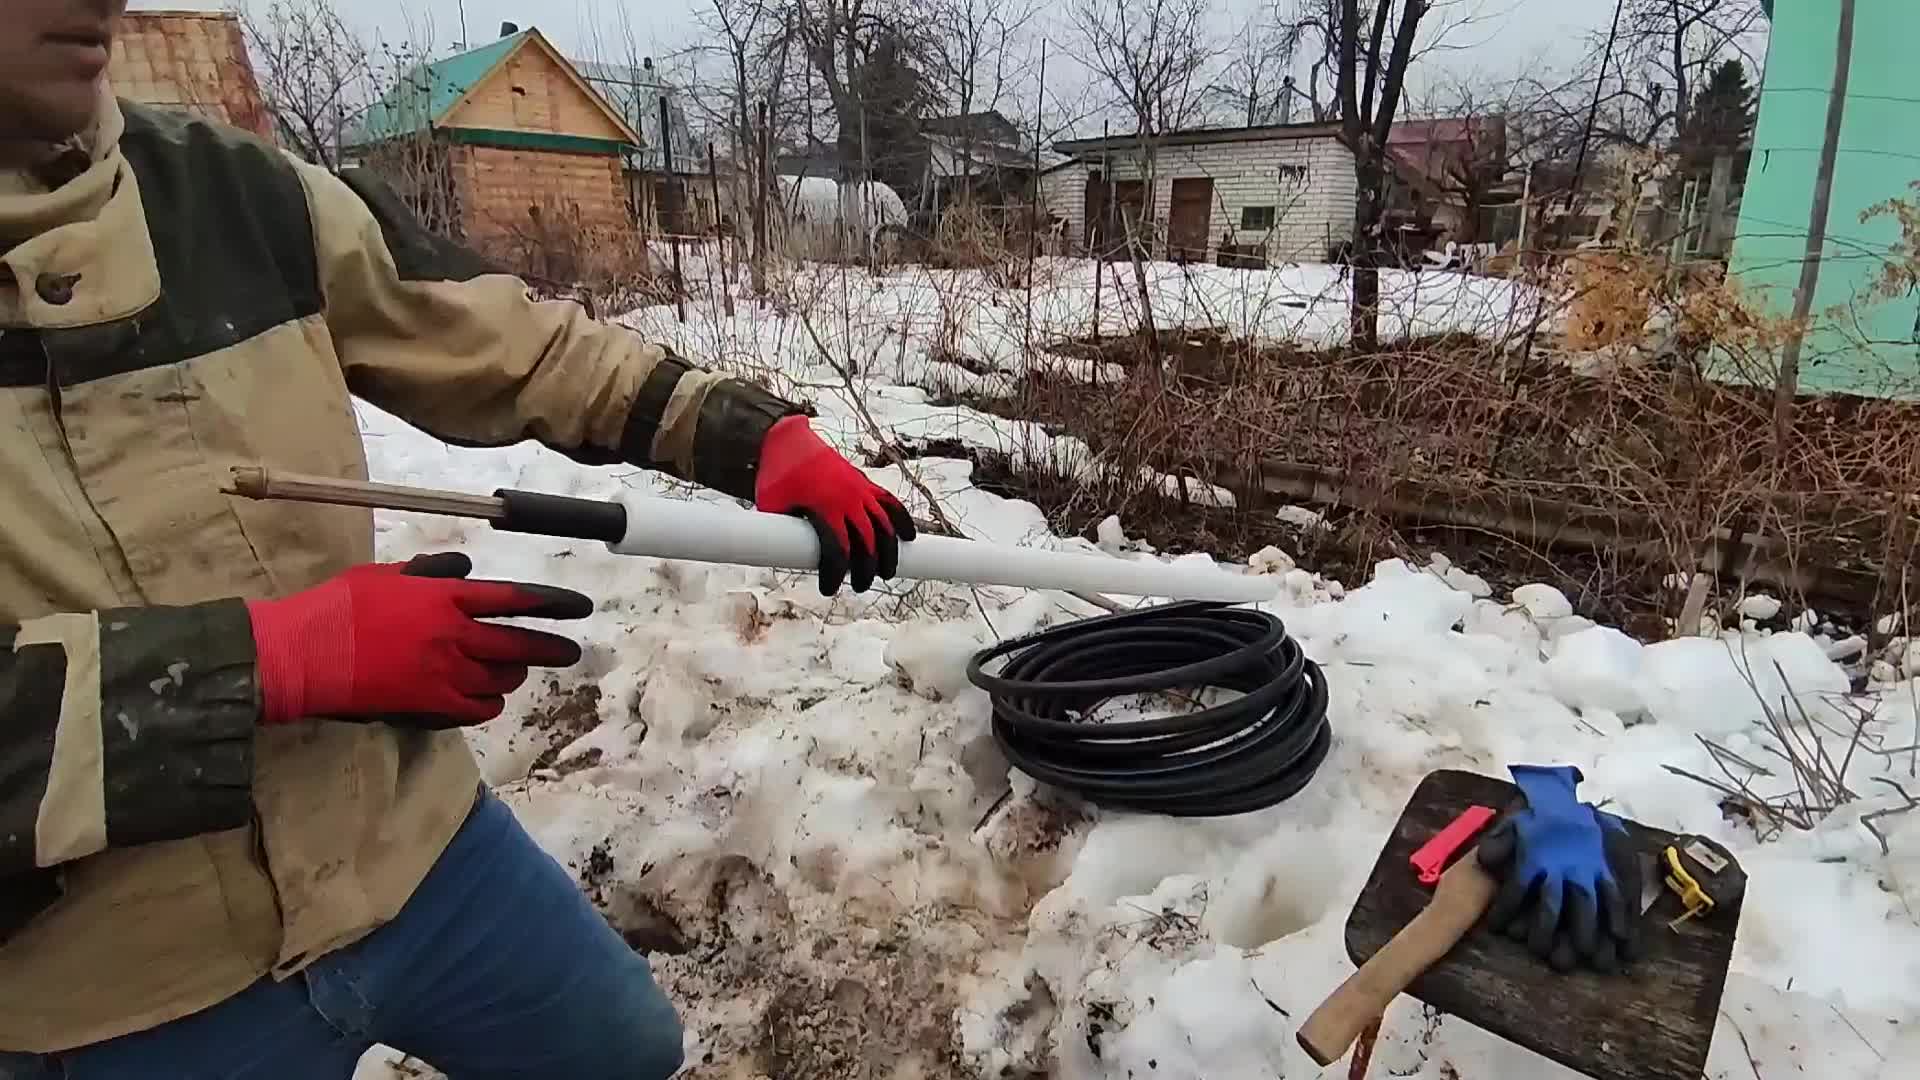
[1241,205,1277,232]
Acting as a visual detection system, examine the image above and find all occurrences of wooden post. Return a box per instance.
[1090,243,1104,348]
[1516,166,1532,254]
[1090,120,1110,348]
[1775,0,1857,453]
[659,94,686,323]
[1557,0,1628,246]
[858,106,874,262]
[1023,40,1046,361]
[754,100,769,299]
[709,142,735,318]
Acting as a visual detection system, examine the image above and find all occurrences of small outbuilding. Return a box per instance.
[1044,123,1359,266]
[347,26,643,280]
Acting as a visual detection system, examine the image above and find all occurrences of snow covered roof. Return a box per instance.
[926,133,1040,177]
[923,111,1024,147]
[1055,120,1344,155]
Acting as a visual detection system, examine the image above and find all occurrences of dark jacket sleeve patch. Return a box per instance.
[0,635,71,877]
[95,600,258,853]
[685,379,802,502]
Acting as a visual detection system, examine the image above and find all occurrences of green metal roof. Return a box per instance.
[347,31,530,147]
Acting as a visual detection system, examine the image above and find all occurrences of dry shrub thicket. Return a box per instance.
[995,262,1920,636]
[604,148,1920,640]
[900,178,1920,639]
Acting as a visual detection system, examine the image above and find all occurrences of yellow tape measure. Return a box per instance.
[1662,835,1745,928]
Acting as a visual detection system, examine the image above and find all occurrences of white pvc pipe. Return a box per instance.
[608,496,1278,604]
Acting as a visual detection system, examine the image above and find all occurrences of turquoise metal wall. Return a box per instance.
[1728,0,1920,396]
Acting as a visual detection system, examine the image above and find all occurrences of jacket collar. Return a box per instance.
[0,88,161,330]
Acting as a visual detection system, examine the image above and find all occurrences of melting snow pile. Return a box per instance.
[350,401,1920,1080]
[351,259,1917,1078]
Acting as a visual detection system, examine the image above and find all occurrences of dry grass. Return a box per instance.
[585,171,1920,641]
[939,249,1920,637]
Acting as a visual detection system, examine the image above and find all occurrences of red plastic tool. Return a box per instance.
[1410,805,1497,886]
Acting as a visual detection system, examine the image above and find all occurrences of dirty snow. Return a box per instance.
[350,260,1918,1079]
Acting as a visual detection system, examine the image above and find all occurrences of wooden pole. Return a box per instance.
[1023,40,1046,360]
[1774,0,1857,454]
[225,467,507,521]
[1298,854,1498,1066]
[660,94,686,323]
[1516,167,1532,254]
[858,106,873,262]
[1090,119,1109,348]
[754,100,769,299]
[1560,0,1628,235]
[709,142,735,318]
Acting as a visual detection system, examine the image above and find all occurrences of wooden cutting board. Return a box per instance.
[1341,768,1741,1080]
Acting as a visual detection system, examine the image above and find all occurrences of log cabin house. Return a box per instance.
[346,26,643,281]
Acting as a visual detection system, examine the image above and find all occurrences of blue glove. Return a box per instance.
[1476,764,1641,973]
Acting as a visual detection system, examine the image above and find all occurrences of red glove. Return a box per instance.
[754,415,916,595]
[247,553,593,728]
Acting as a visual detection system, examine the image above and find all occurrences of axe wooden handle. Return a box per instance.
[1296,849,1499,1067]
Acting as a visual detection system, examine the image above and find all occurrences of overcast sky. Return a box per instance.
[136,0,1637,131]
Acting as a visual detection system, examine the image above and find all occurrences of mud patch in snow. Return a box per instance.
[646,855,1005,1080]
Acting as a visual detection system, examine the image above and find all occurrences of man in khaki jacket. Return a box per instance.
[0,3,914,1076]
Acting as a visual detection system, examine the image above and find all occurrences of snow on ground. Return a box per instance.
[352,262,1917,1077]
[633,250,1536,390]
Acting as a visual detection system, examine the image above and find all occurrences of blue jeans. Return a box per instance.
[1,789,684,1079]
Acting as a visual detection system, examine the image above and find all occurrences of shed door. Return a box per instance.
[1085,171,1110,252]
[1168,178,1213,262]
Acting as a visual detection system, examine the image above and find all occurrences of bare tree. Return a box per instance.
[1331,0,1431,350]
[1286,0,1493,123]
[676,0,783,165]
[1068,0,1216,339]
[927,0,1037,122]
[1406,74,1586,245]
[1586,0,1767,146]
[237,0,373,168]
[1282,0,1339,121]
[1072,0,1215,141]
[1205,5,1306,127]
[352,14,465,246]
[689,0,791,290]
[920,0,1039,208]
[782,0,935,178]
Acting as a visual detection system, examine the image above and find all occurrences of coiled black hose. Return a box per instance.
[966,601,1332,817]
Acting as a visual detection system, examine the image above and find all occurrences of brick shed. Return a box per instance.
[347,27,642,280]
[1045,124,1359,266]
[108,10,274,140]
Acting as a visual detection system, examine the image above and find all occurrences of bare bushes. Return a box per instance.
[985,258,1920,635]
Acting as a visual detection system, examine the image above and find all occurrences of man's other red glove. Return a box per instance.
[754,415,916,595]
[247,552,593,728]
